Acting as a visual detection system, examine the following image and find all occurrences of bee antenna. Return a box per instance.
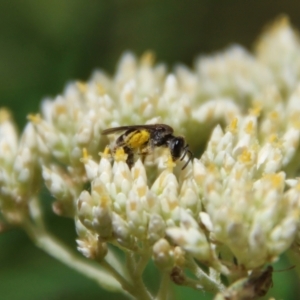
[273,265,295,273]
[180,145,189,161]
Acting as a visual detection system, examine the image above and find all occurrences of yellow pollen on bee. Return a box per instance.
[126,130,150,148]
[27,113,41,124]
[115,147,128,162]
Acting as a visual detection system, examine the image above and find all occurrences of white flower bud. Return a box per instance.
[147,214,166,244]
[111,212,133,248]
[153,238,174,270]
[167,209,211,261]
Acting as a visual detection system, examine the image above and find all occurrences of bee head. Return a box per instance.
[168,136,185,160]
[168,136,193,169]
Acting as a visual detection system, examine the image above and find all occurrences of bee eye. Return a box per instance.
[169,137,184,160]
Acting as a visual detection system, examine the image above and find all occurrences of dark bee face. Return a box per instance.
[168,136,185,160]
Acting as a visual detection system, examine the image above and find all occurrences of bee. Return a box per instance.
[101,124,193,169]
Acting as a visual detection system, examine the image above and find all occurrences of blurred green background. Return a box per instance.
[1,1,300,299]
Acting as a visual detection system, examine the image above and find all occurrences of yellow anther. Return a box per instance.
[93,185,110,206]
[80,147,90,163]
[129,201,137,211]
[27,114,41,124]
[97,83,106,96]
[82,147,88,159]
[268,134,282,149]
[264,173,284,188]
[227,118,238,133]
[295,181,300,191]
[140,51,155,66]
[290,112,300,129]
[207,163,216,173]
[239,149,252,163]
[124,91,134,104]
[245,120,254,134]
[0,108,12,123]
[249,102,261,117]
[99,146,111,159]
[54,104,67,115]
[269,111,279,120]
[272,15,290,30]
[137,185,147,198]
[166,155,176,171]
[76,81,87,93]
[268,134,279,144]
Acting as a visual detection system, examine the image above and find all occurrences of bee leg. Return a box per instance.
[127,153,135,169]
[139,144,151,164]
[123,146,134,169]
[140,153,147,164]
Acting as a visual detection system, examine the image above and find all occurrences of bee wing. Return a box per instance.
[101,124,173,135]
[101,125,137,135]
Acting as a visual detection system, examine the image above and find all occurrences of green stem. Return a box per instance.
[155,272,171,300]
[100,259,135,296]
[23,221,124,292]
[24,194,149,299]
[25,196,129,293]
[135,251,151,277]
[106,249,130,280]
[187,257,225,293]
[126,252,153,300]
[28,195,46,230]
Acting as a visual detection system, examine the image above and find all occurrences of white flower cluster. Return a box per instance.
[195,116,300,269]
[0,109,40,224]
[1,16,300,299]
